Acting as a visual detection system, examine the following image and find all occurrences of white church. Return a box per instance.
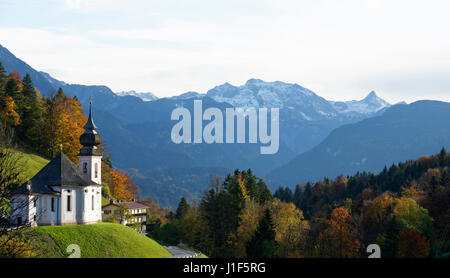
[10,100,103,226]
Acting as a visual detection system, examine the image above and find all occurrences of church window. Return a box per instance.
[51,197,55,212]
[33,198,36,207]
[95,163,98,178]
[67,195,71,212]
[92,195,95,210]
[83,162,88,174]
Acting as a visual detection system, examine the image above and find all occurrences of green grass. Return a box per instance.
[33,223,172,258]
[15,152,172,258]
[12,150,49,182]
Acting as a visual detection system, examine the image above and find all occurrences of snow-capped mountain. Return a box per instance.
[169,91,204,100]
[115,90,158,102]
[204,79,390,121]
[330,91,390,115]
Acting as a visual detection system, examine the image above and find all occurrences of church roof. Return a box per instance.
[78,98,102,156]
[13,152,98,195]
[84,98,97,130]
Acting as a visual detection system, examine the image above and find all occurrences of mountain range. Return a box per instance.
[2,44,449,208]
[267,100,450,186]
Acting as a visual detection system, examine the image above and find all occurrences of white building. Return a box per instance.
[10,100,103,226]
[102,200,150,233]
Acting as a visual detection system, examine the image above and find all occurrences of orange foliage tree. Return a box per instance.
[397,228,430,258]
[317,207,361,258]
[109,169,138,201]
[41,89,86,162]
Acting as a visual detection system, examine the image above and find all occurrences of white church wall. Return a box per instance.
[61,187,77,225]
[10,195,31,226]
[82,186,102,223]
[38,195,59,225]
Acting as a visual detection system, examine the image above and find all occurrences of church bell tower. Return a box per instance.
[78,98,103,184]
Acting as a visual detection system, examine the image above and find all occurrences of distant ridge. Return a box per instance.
[1,43,400,208]
[268,100,450,188]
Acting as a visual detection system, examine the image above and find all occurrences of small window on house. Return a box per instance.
[51,197,55,212]
[92,195,94,211]
[33,198,36,208]
[67,195,71,212]
[94,163,98,178]
[83,162,88,174]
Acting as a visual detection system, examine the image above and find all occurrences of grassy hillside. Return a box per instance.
[19,151,49,181]
[32,223,172,258]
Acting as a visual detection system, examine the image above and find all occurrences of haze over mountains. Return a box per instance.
[2,43,449,208]
[268,100,450,186]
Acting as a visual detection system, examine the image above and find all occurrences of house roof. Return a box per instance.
[13,152,97,195]
[102,201,150,210]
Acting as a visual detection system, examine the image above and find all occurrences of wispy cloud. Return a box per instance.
[0,0,450,103]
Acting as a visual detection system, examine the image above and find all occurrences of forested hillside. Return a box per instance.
[268,100,450,187]
[152,149,450,258]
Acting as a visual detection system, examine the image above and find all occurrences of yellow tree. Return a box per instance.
[0,95,20,126]
[232,200,263,258]
[268,199,310,257]
[41,90,86,162]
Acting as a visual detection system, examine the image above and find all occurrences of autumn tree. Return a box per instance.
[397,228,431,258]
[317,207,361,258]
[268,199,309,257]
[232,200,263,258]
[0,95,20,126]
[392,197,434,241]
[109,169,137,201]
[41,88,86,162]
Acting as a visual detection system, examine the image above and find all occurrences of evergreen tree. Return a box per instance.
[439,147,447,166]
[245,169,257,200]
[200,188,235,257]
[0,62,6,87]
[293,184,303,208]
[440,170,449,187]
[16,74,44,148]
[4,78,23,117]
[175,197,189,220]
[300,182,312,218]
[378,217,402,258]
[246,209,277,258]
[256,179,272,204]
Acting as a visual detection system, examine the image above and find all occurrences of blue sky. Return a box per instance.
[1,0,449,103]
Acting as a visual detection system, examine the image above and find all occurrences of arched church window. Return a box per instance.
[95,163,98,178]
[83,162,88,174]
